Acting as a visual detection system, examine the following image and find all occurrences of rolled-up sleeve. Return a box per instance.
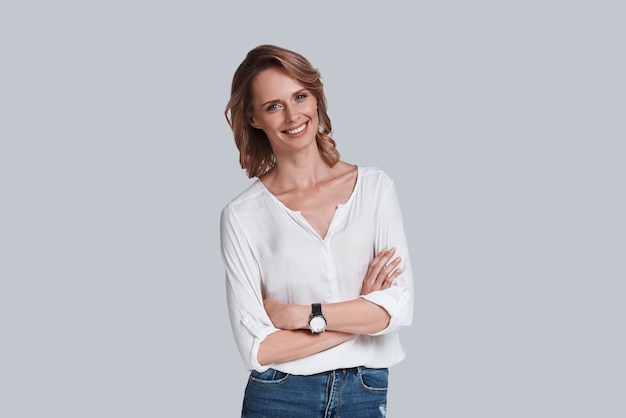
[220,204,279,371]
[360,178,414,335]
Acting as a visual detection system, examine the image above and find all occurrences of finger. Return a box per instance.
[378,255,400,278]
[367,249,390,270]
[383,266,402,287]
[383,257,401,276]
[366,248,396,277]
[375,257,402,287]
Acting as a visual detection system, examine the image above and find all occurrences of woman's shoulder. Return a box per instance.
[221,180,265,213]
[356,165,394,184]
[349,165,396,200]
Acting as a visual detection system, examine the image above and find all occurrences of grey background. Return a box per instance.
[1,1,624,417]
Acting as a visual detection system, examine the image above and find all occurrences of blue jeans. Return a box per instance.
[242,366,388,418]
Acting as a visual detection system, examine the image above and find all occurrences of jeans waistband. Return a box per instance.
[313,366,386,376]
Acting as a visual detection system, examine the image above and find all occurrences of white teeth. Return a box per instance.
[285,123,306,135]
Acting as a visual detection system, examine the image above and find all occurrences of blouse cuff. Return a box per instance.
[241,315,280,371]
[359,287,411,336]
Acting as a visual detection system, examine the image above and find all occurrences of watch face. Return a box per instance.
[309,316,326,333]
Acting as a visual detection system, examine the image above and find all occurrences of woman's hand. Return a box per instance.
[360,248,402,295]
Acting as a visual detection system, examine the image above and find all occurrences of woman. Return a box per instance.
[221,44,414,417]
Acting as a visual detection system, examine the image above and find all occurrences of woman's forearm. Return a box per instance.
[323,298,391,334]
[258,329,355,366]
[264,298,391,335]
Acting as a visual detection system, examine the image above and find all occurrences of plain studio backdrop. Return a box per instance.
[1,1,624,417]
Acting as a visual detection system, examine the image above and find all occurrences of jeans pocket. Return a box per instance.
[358,367,389,392]
[248,368,291,385]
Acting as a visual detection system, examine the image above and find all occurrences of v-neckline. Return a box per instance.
[258,166,361,240]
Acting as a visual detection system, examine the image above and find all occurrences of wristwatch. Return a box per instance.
[308,303,327,334]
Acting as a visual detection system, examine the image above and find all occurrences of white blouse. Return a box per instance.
[220,166,414,375]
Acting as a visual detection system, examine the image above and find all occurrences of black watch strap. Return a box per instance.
[311,303,323,317]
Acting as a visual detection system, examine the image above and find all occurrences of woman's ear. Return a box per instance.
[248,115,259,129]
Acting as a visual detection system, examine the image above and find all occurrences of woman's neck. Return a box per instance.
[264,156,331,192]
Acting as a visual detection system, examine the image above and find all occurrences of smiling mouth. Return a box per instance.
[283,122,307,135]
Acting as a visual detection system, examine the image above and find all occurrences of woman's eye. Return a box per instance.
[266,103,280,111]
[295,94,307,101]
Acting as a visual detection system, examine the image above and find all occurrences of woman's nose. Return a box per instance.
[285,105,300,123]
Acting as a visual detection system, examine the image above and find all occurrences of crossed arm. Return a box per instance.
[257,248,402,366]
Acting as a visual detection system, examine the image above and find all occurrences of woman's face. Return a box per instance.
[248,67,318,155]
